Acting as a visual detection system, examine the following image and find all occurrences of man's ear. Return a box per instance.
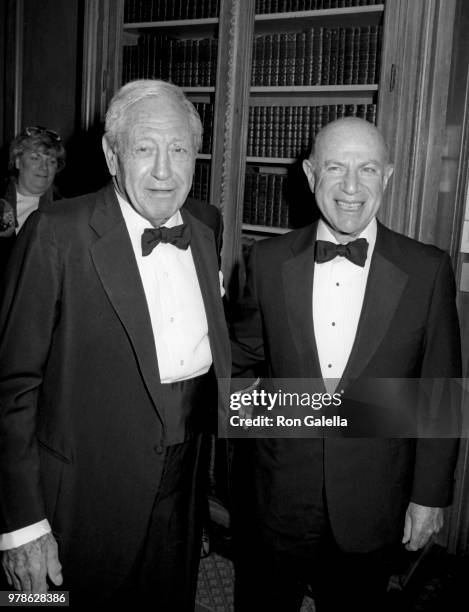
[383,164,394,190]
[14,156,21,171]
[302,158,316,192]
[102,135,117,177]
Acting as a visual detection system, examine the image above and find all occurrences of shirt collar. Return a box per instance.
[317,217,377,259]
[116,190,183,239]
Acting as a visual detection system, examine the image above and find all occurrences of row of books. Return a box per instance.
[193,103,214,154]
[122,36,218,87]
[124,0,219,23]
[244,172,292,228]
[252,26,381,86]
[189,161,211,203]
[255,0,383,12]
[247,103,376,158]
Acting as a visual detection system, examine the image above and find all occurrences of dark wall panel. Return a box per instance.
[21,0,81,148]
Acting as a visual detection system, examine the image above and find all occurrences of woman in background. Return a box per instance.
[0,126,65,280]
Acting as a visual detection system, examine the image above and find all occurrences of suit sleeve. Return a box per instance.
[411,253,462,507]
[230,243,266,377]
[0,211,60,532]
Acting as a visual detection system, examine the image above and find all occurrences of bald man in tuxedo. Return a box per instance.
[231,117,461,611]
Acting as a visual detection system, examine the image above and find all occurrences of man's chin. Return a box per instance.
[326,221,367,242]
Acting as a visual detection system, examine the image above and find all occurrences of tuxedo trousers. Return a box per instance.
[232,440,397,612]
[63,370,216,609]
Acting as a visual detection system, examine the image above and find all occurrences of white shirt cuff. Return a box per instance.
[0,520,51,550]
[219,270,225,297]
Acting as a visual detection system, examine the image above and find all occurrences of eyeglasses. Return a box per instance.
[25,126,61,142]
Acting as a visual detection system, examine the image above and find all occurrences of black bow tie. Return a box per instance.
[141,223,191,256]
[315,238,369,267]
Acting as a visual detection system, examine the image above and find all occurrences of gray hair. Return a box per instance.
[104,79,203,153]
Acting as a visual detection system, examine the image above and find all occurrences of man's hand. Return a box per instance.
[231,378,261,428]
[402,502,444,551]
[1,533,63,593]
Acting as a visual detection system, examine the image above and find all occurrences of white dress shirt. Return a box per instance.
[16,191,40,232]
[0,191,214,550]
[118,192,212,382]
[313,218,377,390]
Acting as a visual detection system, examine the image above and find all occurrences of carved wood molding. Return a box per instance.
[219,0,238,214]
[211,0,255,290]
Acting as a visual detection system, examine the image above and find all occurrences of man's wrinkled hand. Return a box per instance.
[1,533,63,593]
[402,502,444,551]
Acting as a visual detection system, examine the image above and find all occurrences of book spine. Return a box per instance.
[312,28,322,85]
[321,28,331,85]
[295,32,306,86]
[271,33,281,87]
[358,26,370,84]
[352,27,361,84]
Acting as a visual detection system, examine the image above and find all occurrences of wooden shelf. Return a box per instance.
[123,18,218,37]
[242,224,291,235]
[196,153,212,160]
[254,5,384,33]
[246,156,295,164]
[182,87,216,93]
[250,85,379,105]
[251,84,378,93]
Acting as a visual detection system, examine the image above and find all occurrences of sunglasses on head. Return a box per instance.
[25,126,61,142]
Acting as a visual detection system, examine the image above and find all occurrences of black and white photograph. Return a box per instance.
[0,1,468,610]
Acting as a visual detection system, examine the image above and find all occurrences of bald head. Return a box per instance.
[303,117,394,243]
[310,117,390,165]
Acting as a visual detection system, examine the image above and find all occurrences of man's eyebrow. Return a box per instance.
[323,159,345,166]
[322,159,382,166]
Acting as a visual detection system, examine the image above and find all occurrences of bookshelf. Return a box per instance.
[243,1,384,238]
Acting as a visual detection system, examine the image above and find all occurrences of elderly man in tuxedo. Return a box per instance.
[231,117,461,611]
[0,79,230,608]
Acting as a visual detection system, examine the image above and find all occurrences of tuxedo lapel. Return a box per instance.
[181,208,230,381]
[89,185,165,424]
[338,224,409,390]
[283,224,323,381]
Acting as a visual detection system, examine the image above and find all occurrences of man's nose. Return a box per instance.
[341,168,359,194]
[151,150,171,180]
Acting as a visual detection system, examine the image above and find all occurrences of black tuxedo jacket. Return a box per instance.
[0,179,56,283]
[232,221,461,554]
[0,183,231,590]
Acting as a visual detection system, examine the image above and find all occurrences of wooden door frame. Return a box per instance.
[377,0,459,249]
[81,0,124,132]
